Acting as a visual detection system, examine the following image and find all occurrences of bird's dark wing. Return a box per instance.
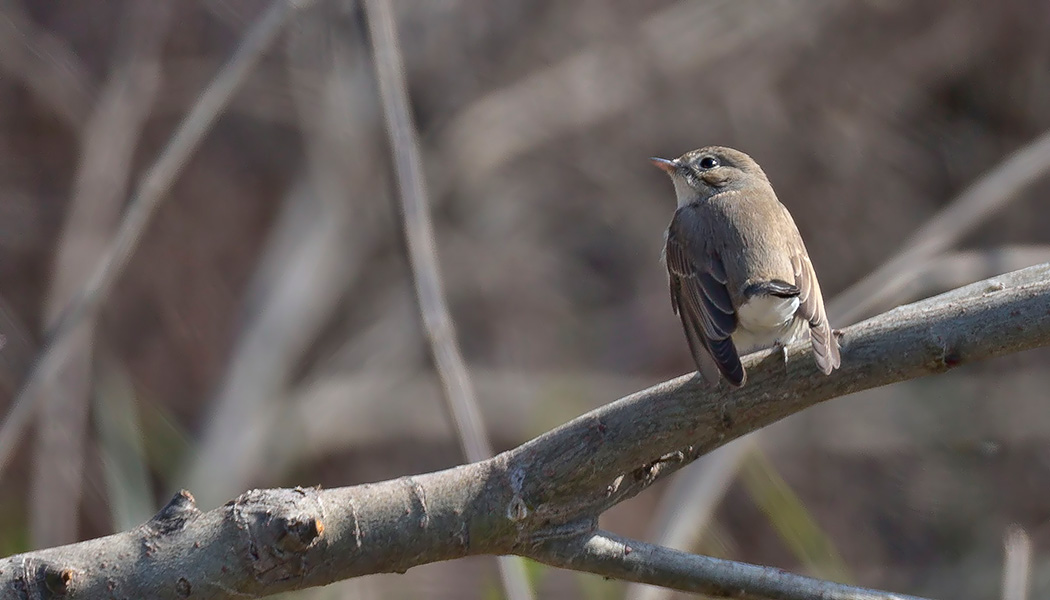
[665,209,744,386]
[791,254,841,374]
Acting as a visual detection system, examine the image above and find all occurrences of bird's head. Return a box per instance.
[650,146,768,204]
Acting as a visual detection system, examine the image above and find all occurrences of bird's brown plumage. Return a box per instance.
[657,146,840,386]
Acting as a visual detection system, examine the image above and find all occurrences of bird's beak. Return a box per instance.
[649,157,679,175]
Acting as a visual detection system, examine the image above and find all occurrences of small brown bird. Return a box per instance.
[651,146,840,386]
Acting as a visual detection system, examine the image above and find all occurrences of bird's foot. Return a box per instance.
[771,341,789,364]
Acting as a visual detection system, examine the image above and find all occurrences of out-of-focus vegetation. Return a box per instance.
[1,1,1049,598]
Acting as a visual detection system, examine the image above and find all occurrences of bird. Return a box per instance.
[650,146,840,386]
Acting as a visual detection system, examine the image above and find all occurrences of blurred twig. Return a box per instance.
[289,368,649,460]
[362,0,486,485]
[0,0,94,128]
[363,1,534,599]
[625,440,752,600]
[437,0,834,186]
[740,450,852,583]
[186,2,387,505]
[829,128,1050,325]
[0,0,94,402]
[0,298,36,398]
[0,0,298,483]
[364,0,492,465]
[874,247,1050,314]
[1002,525,1031,600]
[30,1,171,548]
[182,177,354,508]
[94,356,155,532]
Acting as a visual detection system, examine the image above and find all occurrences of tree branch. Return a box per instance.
[533,531,927,600]
[3,263,1048,598]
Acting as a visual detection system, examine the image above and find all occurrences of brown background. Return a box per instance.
[1,1,1049,598]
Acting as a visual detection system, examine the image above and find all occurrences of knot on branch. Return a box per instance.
[404,476,430,529]
[276,516,326,553]
[43,565,75,596]
[232,486,328,583]
[506,495,528,522]
[927,330,964,372]
[631,451,686,487]
[175,576,192,597]
[147,490,201,536]
[15,558,77,598]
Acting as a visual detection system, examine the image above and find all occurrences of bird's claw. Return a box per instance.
[772,341,789,364]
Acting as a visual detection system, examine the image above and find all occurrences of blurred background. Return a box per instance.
[1,0,1050,598]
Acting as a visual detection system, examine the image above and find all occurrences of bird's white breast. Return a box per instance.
[733,295,804,353]
[672,178,697,208]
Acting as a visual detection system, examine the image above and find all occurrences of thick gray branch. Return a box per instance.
[2,264,1048,598]
[509,264,1050,524]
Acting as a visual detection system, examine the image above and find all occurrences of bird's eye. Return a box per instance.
[698,156,720,169]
